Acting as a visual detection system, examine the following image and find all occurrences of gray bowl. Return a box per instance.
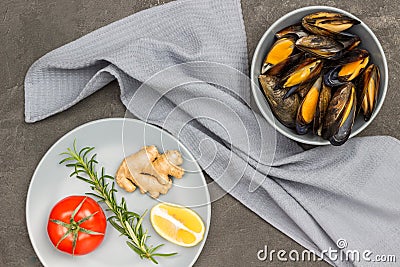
[250,6,388,145]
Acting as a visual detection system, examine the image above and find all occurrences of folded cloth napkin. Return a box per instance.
[24,0,400,266]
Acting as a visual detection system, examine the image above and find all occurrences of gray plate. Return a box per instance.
[26,118,211,267]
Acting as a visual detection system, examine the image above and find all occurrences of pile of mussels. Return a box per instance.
[258,12,380,146]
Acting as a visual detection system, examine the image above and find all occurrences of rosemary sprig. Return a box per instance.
[59,140,177,264]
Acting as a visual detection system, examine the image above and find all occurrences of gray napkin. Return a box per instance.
[24,0,400,266]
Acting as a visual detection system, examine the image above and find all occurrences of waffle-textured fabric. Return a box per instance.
[24,0,400,266]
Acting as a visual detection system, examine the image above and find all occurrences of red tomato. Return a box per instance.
[47,196,107,255]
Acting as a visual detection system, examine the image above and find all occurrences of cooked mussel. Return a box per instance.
[296,35,344,59]
[265,52,304,77]
[330,86,357,145]
[337,49,369,81]
[280,57,323,88]
[275,24,309,39]
[283,75,318,99]
[335,32,361,51]
[324,49,369,87]
[296,76,322,134]
[313,82,332,136]
[323,66,342,87]
[297,81,314,98]
[322,83,351,139]
[262,37,296,74]
[302,11,360,36]
[358,64,380,121]
[322,82,357,145]
[259,74,300,128]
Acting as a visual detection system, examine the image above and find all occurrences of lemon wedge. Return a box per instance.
[150,202,205,247]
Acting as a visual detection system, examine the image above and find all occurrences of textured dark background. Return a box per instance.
[1,0,399,266]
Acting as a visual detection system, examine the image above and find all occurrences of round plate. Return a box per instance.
[26,118,211,267]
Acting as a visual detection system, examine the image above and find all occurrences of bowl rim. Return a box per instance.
[250,5,389,145]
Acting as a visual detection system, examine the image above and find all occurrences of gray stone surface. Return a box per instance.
[0,0,398,266]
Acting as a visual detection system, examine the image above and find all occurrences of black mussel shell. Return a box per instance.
[330,88,356,146]
[275,24,309,39]
[357,64,380,121]
[295,76,322,135]
[280,57,323,88]
[296,35,344,59]
[259,74,300,128]
[265,52,304,78]
[321,82,353,140]
[313,82,332,136]
[302,12,360,36]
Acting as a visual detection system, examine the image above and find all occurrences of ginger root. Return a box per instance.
[116,145,184,198]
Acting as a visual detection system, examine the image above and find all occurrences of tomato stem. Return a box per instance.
[49,197,104,254]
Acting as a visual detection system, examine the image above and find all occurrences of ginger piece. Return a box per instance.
[145,150,184,184]
[117,159,172,198]
[116,145,184,198]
